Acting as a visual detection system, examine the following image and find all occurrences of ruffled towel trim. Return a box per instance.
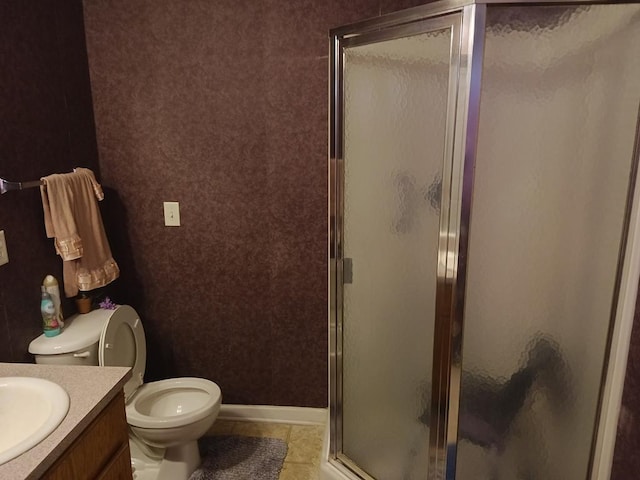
[55,233,83,261]
[77,258,120,292]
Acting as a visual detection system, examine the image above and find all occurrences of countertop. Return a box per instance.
[0,363,131,480]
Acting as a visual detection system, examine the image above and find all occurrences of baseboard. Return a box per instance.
[219,404,327,425]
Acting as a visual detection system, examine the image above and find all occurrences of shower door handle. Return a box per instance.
[343,257,353,284]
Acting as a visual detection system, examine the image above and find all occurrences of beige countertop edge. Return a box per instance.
[0,363,131,480]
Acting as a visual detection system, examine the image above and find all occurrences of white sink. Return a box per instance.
[0,377,69,465]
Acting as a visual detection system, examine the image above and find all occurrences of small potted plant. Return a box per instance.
[75,291,92,314]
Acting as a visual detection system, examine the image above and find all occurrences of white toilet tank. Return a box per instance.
[29,308,115,366]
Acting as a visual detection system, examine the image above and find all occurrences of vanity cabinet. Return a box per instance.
[42,392,132,480]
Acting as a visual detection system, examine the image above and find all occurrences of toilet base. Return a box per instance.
[158,440,201,480]
[130,436,201,480]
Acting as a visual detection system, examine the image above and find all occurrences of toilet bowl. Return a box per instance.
[28,305,222,480]
[127,377,222,447]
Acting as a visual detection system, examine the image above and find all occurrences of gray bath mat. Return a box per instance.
[189,435,288,480]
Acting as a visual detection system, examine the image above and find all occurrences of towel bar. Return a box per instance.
[0,177,44,195]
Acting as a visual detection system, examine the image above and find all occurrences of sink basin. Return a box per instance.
[0,377,69,465]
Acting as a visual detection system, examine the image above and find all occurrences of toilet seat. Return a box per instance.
[126,378,222,429]
[98,305,146,400]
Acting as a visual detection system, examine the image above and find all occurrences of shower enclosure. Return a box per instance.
[328,1,640,479]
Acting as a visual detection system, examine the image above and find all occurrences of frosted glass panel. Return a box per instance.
[342,28,452,479]
[457,5,640,480]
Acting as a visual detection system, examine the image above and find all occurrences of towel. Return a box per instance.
[40,168,119,297]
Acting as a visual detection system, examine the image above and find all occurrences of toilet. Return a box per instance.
[28,305,221,480]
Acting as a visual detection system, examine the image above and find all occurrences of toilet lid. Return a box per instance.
[98,305,146,400]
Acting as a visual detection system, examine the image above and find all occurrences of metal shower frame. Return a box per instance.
[329,1,640,479]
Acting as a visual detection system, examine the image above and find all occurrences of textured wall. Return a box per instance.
[0,0,100,362]
[612,293,640,478]
[82,0,421,407]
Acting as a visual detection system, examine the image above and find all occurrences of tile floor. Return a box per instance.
[207,420,325,480]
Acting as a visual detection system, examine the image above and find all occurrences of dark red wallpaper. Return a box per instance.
[0,0,100,363]
[612,291,640,479]
[81,0,409,407]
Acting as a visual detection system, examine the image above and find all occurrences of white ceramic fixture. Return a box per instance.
[28,306,221,480]
[0,377,69,465]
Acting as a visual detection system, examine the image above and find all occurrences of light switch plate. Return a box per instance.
[0,230,8,266]
[163,202,180,227]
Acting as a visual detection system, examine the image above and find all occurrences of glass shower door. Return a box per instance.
[456,5,640,480]
[335,14,463,479]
